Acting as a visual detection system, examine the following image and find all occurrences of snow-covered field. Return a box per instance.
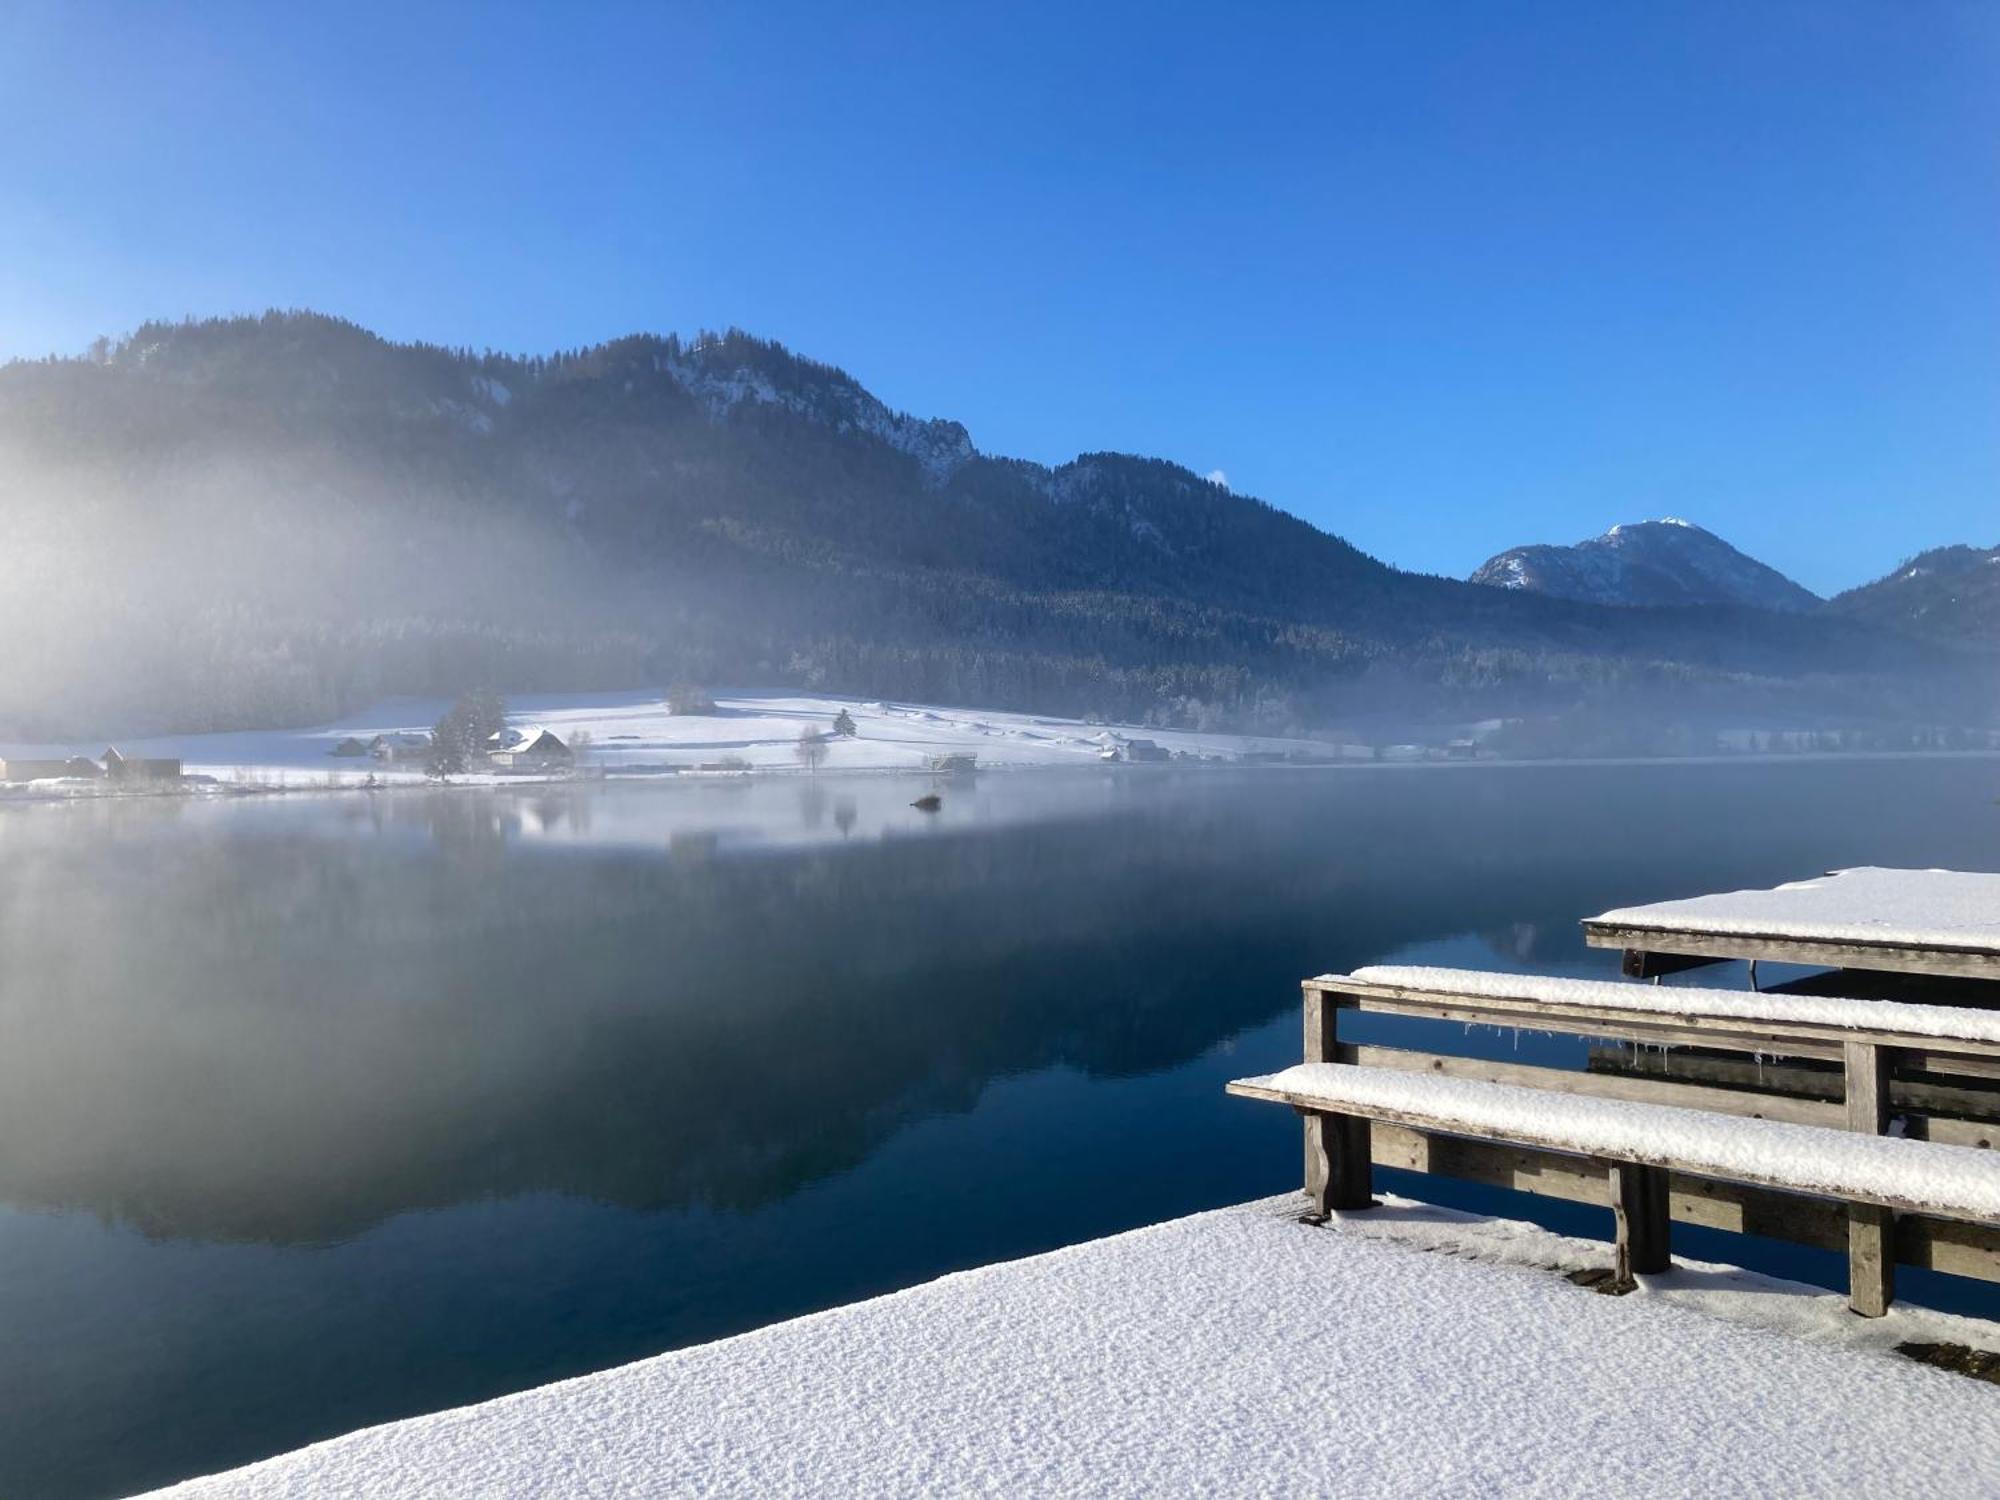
[0,689,1369,792]
[146,1195,2000,1498]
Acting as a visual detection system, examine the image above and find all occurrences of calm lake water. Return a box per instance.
[3,759,1998,1497]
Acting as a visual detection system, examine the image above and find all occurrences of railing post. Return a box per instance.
[1607,1162,1671,1287]
[1303,984,1373,1217]
[1845,1040,1896,1317]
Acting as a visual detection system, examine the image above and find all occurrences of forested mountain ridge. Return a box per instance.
[1832,545,2000,644]
[0,311,1985,740]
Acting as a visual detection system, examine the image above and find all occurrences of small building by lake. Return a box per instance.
[490,729,573,772]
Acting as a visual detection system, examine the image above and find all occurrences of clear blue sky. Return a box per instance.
[1,2,1994,593]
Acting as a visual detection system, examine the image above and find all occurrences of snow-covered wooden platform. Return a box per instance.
[145,1198,2000,1499]
[1586,866,2000,981]
[1248,966,2000,1315]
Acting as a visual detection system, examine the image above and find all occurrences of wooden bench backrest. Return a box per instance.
[1297,971,2000,1300]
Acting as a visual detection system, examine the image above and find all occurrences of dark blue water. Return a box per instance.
[1,759,1996,1498]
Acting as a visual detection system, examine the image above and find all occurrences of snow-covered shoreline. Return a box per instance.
[0,689,1372,798]
[144,1195,2000,1498]
[5,689,1995,804]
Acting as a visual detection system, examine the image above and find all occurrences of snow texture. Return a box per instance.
[1243,1061,2000,1219]
[1345,963,2000,1045]
[145,1198,2000,1499]
[1592,865,2000,954]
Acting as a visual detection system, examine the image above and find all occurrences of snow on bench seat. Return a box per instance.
[1230,1062,2000,1223]
[1589,866,2000,954]
[1323,964,2000,1049]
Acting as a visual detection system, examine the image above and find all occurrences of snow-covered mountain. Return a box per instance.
[1468,520,1822,613]
[1,313,1975,739]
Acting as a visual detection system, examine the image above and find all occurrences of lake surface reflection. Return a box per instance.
[2,760,1996,1497]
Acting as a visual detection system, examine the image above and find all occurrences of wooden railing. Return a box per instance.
[1287,969,2000,1313]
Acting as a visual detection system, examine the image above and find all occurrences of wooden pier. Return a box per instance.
[1229,867,2000,1317]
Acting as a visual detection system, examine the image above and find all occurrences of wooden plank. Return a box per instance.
[1372,1122,1606,1206]
[1347,993,1845,1063]
[1305,974,2000,1063]
[1609,1161,1671,1281]
[1765,969,2000,1008]
[1583,921,2000,983]
[1352,1043,1841,1127]
[1226,1075,1995,1223]
[1583,1045,2000,1140]
[1846,1040,1896,1316]
[1366,1123,2000,1283]
[1898,1051,2000,1084]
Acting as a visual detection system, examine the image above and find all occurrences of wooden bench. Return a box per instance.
[1226,965,2000,1315]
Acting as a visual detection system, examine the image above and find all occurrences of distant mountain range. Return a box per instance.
[1471,520,1998,647]
[1469,520,1823,613]
[0,312,1989,743]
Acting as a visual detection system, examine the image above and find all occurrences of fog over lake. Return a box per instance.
[2,760,1996,1497]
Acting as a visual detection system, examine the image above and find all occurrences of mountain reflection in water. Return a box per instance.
[0,761,1994,1497]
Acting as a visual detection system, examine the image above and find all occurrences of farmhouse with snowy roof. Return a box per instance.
[489,728,573,771]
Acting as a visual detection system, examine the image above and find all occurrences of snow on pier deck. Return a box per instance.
[149,1198,2000,1499]
[1586,866,2000,981]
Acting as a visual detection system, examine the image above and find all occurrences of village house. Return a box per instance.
[368,733,431,762]
[3,750,176,783]
[102,748,183,781]
[488,729,573,772]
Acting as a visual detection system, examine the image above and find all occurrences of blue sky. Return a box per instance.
[1,2,1993,593]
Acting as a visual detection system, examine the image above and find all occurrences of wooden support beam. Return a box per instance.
[1301,985,1373,1213]
[1845,1040,1896,1317]
[1367,1122,2000,1283]
[1305,1110,1374,1216]
[1609,1161,1672,1284]
[1621,948,1726,980]
[1583,921,2000,983]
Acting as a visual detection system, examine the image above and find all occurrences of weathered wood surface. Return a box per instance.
[1226,1073,1999,1224]
[1609,1161,1671,1281]
[1248,970,2000,1313]
[1364,1122,2000,1283]
[1582,920,2000,983]
[1585,1045,2000,1145]
[1304,974,2000,1062]
[1845,1041,1896,1316]
[1357,1043,1841,1127]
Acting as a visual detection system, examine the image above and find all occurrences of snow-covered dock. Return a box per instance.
[1586,866,2000,981]
[146,1198,2000,1499]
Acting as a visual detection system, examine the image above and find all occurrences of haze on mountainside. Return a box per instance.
[0,312,1990,748]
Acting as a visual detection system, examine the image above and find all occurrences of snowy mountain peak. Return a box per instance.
[1469,519,1822,613]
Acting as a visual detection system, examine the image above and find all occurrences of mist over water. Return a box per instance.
[1,760,1995,1497]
